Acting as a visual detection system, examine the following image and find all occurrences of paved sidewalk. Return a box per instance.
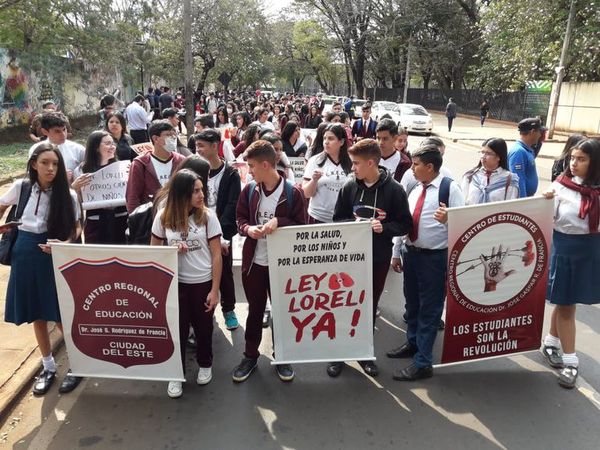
[428,111,568,160]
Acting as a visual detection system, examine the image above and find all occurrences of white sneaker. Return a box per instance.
[167,381,183,398]
[196,367,212,385]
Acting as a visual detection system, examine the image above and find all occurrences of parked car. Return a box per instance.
[397,104,433,134]
[372,102,433,134]
[372,101,402,123]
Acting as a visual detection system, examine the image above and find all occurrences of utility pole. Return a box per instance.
[547,0,576,139]
[183,0,194,136]
[403,37,412,103]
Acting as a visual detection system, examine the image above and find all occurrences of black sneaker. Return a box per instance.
[326,362,344,377]
[32,369,56,396]
[275,364,295,382]
[262,310,271,328]
[232,357,258,383]
[438,319,445,331]
[358,360,379,377]
[541,345,564,368]
[58,370,83,394]
[558,366,578,389]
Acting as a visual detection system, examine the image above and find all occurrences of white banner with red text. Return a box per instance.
[267,221,373,364]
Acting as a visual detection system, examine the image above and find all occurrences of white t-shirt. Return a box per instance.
[0,180,80,234]
[254,179,284,266]
[29,140,85,174]
[303,154,349,222]
[207,164,225,212]
[151,209,222,284]
[150,155,173,187]
[379,151,401,174]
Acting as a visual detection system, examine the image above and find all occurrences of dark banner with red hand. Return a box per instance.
[441,198,554,365]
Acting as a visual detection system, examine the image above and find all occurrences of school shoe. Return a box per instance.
[224,311,239,330]
[196,367,212,385]
[558,366,578,389]
[58,370,83,393]
[358,361,379,377]
[262,310,271,328]
[275,364,295,382]
[541,345,564,369]
[326,362,344,377]
[392,364,433,381]
[232,357,258,383]
[167,381,183,398]
[32,369,56,396]
[386,342,417,359]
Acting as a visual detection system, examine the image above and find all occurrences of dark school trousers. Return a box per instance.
[372,261,390,323]
[402,246,447,368]
[242,264,271,359]
[447,117,454,131]
[220,250,237,313]
[178,281,214,371]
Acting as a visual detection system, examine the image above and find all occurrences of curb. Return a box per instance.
[0,326,63,426]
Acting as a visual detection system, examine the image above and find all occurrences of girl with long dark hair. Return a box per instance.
[302,123,352,223]
[542,138,600,389]
[151,169,222,398]
[0,143,81,396]
[461,137,520,204]
[281,121,307,157]
[72,131,128,244]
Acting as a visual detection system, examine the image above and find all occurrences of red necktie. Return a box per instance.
[409,184,429,242]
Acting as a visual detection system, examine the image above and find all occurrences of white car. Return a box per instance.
[372,101,403,123]
[372,101,433,134]
[396,103,434,134]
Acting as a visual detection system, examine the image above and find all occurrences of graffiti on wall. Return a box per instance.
[0,48,126,130]
[0,51,33,127]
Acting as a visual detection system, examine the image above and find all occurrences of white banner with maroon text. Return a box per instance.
[267,221,373,364]
[441,197,553,365]
[80,160,131,210]
[52,244,184,381]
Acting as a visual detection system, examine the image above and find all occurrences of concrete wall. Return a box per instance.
[0,49,124,130]
[554,82,600,135]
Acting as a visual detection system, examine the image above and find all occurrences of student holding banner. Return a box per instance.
[232,141,306,383]
[302,123,352,224]
[194,130,241,331]
[327,139,413,378]
[151,169,223,398]
[460,138,520,205]
[72,131,128,244]
[389,145,465,381]
[542,138,600,389]
[126,121,185,214]
[0,143,83,395]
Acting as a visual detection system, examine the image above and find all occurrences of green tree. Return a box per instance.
[476,0,600,91]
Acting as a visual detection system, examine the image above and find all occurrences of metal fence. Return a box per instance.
[365,87,550,124]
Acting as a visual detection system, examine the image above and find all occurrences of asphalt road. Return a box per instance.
[1,134,599,450]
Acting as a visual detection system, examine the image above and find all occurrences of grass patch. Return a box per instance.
[0,124,98,181]
[0,142,30,180]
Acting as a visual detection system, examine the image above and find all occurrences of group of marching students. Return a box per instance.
[1,91,598,399]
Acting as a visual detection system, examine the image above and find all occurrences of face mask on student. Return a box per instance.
[164,137,177,153]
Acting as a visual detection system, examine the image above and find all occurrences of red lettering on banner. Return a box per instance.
[311,312,336,340]
[291,313,316,342]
